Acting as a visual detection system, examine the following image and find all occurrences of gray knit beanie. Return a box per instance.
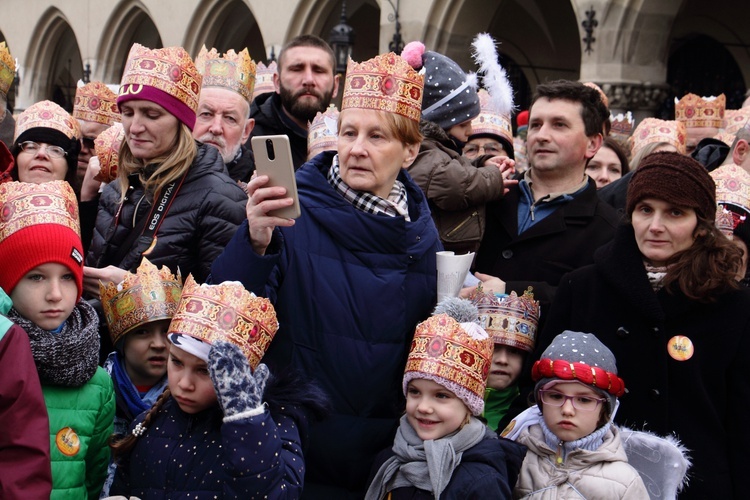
[532,331,625,416]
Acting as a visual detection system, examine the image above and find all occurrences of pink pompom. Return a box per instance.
[401,41,425,70]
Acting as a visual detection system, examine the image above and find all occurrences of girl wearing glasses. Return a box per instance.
[511,331,647,499]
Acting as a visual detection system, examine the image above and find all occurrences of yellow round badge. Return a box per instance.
[667,335,694,361]
[55,427,81,456]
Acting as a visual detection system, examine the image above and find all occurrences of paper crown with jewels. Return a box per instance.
[0,42,14,98]
[252,61,277,99]
[195,46,257,103]
[675,93,725,128]
[610,111,634,138]
[342,52,424,123]
[100,258,183,346]
[403,298,493,416]
[712,163,750,214]
[167,276,279,369]
[14,100,82,142]
[94,122,124,183]
[308,104,339,158]
[73,81,120,126]
[630,118,686,156]
[470,89,513,145]
[723,108,750,136]
[716,206,746,237]
[118,44,202,130]
[470,287,540,353]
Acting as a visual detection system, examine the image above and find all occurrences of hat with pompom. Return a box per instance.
[403,297,493,415]
[401,41,480,130]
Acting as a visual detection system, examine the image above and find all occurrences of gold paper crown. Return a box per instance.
[471,287,540,353]
[0,42,14,98]
[404,313,493,413]
[610,111,634,138]
[168,276,278,369]
[675,93,725,128]
[631,118,686,156]
[73,82,120,126]
[711,163,750,211]
[470,89,513,144]
[342,53,424,123]
[308,104,339,158]
[119,43,202,115]
[94,122,124,183]
[715,206,745,238]
[715,130,735,147]
[195,46,257,103]
[100,258,183,346]
[252,61,277,99]
[723,108,750,136]
[14,100,81,142]
[0,180,80,242]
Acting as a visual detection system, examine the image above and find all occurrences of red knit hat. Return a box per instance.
[0,181,83,299]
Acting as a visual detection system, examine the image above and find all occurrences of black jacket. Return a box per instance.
[248,92,309,170]
[225,145,255,183]
[87,143,247,283]
[541,224,750,499]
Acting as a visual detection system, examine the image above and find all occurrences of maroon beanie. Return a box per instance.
[626,151,716,220]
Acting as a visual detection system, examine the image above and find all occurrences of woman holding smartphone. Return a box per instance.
[211,52,442,499]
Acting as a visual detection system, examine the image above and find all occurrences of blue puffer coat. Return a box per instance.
[211,151,442,496]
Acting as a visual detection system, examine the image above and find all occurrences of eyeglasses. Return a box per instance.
[81,136,97,150]
[538,389,606,412]
[18,141,67,159]
[463,142,505,157]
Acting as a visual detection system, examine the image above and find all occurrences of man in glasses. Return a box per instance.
[72,81,120,183]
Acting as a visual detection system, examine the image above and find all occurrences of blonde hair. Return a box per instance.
[118,123,197,202]
[630,141,671,170]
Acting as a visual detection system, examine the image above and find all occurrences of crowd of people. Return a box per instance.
[0,27,748,499]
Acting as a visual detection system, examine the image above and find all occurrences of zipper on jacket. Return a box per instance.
[132,193,147,227]
[556,440,564,466]
[530,203,536,222]
[446,211,478,237]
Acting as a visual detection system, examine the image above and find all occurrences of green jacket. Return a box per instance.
[44,367,115,499]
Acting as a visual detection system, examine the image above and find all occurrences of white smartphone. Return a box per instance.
[251,135,301,219]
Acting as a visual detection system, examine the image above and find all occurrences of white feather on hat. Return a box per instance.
[471,33,514,116]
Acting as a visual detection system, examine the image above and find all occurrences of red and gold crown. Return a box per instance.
[252,61,277,99]
[94,122,124,183]
[0,42,14,98]
[403,313,493,415]
[100,258,183,346]
[0,180,79,241]
[715,206,745,237]
[470,89,513,145]
[723,108,750,136]
[630,118,686,156]
[712,163,750,211]
[675,93,725,128]
[471,287,540,353]
[14,100,82,142]
[168,276,278,369]
[342,53,424,123]
[73,81,120,126]
[610,111,634,138]
[308,104,339,159]
[195,46,256,103]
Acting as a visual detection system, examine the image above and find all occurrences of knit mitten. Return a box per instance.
[208,340,270,422]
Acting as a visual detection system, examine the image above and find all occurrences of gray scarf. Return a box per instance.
[365,414,493,500]
[8,299,100,387]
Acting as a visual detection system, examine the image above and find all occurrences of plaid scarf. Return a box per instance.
[327,155,410,221]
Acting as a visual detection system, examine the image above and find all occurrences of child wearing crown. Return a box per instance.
[0,180,115,499]
[108,277,327,498]
[365,298,525,499]
[506,331,647,498]
[99,258,181,496]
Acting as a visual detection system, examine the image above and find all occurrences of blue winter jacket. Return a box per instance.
[211,151,442,495]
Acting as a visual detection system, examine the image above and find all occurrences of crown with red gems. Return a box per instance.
[308,104,339,159]
[167,275,278,369]
[712,163,750,215]
[195,45,256,103]
[100,258,183,346]
[723,108,750,136]
[610,111,634,138]
[403,299,493,416]
[14,100,82,142]
[94,122,124,183]
[73,81,120,126]
[0,42,14,98]
[675,93,725,128]
[342,53,424,123]
[716,206,745,237]
[470,89,513,145]
[470,287,540,353]
[630,118,686,156]
[252,61,277,99]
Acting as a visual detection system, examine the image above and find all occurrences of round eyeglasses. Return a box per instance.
[18,141,67,159]
[538,389,606,412]
[463,142,505,158]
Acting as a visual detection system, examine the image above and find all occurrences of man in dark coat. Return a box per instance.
[246,35,340,170]
[474,80,619,311]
